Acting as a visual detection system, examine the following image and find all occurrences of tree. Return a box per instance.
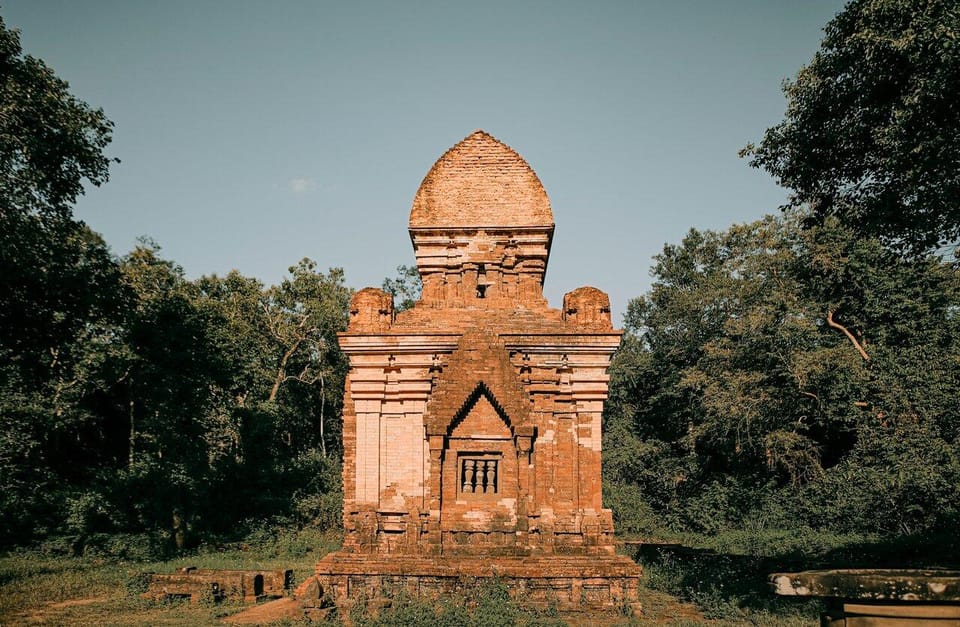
[742,0,960,254]
[607,213,960,534]
[0,17,355,545]
[103,247,353,536]
[0,15,122,372]
[382,264,422,312]
[0,17,123,543]
[0,16,115,218]
[260,259,351,456]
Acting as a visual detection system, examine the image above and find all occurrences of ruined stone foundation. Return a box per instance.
[299,130,642,616]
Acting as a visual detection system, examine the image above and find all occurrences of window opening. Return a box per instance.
[460,456,499,494]
[476,264,487,299]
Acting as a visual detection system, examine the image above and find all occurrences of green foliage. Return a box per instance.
[352,592,438,627]
[473,579,519,627]
[109,245,352,536]
[0,16,115,217]
[607,212,960,536]
[803,422,960,535]
[602,480,659,535]
[124,570,153,596]
[0,525,333,625]
[381,264,422,312]
[632,527,960,625]
[742,0,960,253]
[2,222,351,545]
[0,21,353,542]
[0,16,128,544]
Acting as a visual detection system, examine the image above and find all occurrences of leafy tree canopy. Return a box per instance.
[606,213,960,534]
[382,264,422,312]
[742,0,960,254]
[0,16,123,371]
[0,16,115,217]
[0,18,351,545]
[0,16,126,542]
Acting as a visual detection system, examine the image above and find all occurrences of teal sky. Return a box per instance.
[4,0,845,322]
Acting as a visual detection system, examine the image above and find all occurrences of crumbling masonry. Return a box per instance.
[300,130,642,615]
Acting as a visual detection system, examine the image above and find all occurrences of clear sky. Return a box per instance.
[4,0,845,322]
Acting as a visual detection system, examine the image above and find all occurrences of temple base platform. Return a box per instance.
[298,552,643,618]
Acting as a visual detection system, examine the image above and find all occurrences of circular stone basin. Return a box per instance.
[770,569,960,602]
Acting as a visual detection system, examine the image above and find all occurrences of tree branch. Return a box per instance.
[827,310,870,361]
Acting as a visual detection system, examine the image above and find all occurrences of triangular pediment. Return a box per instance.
[448,389,513,439]
[424,330,532,437]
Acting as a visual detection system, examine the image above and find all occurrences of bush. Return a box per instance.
[79,532,168,561]
[293,491,343,530]
[603,481,660,535]
[803,423,960,534]
[65,491,120,535]
[125,570,153,596]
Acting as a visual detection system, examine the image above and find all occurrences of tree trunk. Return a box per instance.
[128,400,136,469]
[319,371,326,457]
[269,340,301,401]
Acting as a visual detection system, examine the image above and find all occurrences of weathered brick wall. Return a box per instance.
[337,130,621,558]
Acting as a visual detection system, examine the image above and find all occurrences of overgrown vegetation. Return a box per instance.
[14,528,954,625]
[604,0,960,542]
[604,213,960,537]
[742,0,960,255]
[341,579,571,627]
[1,224,350,546]
[630,527,960,625]
[0,15,350,549]
[2,1,960,624]
[0,527,339,626]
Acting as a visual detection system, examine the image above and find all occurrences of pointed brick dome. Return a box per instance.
[410,130,553,229]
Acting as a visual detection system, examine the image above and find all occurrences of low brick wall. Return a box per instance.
[143,567,291,603]
[301,552,642,616]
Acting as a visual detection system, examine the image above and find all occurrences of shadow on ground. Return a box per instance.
[627,531,960,623]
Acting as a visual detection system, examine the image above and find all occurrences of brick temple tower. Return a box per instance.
[302,130,641,615]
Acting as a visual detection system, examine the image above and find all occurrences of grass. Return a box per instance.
[624,526,960,627]
[3,526,956,625]
[0,527,338,626]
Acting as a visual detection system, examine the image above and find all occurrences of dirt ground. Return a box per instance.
[3,587,709,626]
